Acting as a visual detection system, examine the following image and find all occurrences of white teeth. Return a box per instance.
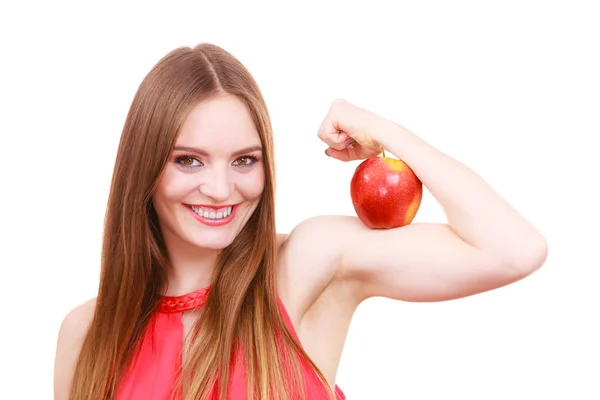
[190,206,234,220]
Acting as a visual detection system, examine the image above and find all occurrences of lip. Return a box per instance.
[185,203,239,226]
[186,203,238,209]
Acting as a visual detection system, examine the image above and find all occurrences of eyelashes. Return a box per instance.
[232,155,260,167]
[174,155,202,168]
[173,154,261,169]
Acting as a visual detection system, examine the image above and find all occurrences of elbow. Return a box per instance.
[507,235,549,276]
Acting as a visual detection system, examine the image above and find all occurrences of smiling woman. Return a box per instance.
[53,42,547,400]
[54,43,344,400]
[153,95,266,254]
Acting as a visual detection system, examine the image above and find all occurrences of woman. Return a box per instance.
[53,43,548,400]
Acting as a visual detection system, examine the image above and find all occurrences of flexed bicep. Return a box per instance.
[337,219,528,303]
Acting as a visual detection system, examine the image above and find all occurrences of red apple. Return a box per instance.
[350,156,423,229]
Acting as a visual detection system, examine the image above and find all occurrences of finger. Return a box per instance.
[322,131,353,151]
[317,115,353,148]
[324,146,363,162]
[316,117,338,141]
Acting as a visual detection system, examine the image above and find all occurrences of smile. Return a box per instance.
[185,204,238,226]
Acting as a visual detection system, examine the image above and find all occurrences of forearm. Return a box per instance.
[374,118,547,269]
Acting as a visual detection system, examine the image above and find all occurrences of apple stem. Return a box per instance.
[381,147,386,158]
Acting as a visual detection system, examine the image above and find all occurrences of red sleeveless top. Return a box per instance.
[116,287,345,399]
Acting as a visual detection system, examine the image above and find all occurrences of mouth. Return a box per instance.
[185,203,238,226]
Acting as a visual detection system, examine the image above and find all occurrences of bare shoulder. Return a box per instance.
[54,297,97,400]
[276,216,352,322]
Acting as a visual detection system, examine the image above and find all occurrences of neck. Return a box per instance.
[161,233,220,297]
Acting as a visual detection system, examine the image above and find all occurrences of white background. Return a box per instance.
[1,1,599,399]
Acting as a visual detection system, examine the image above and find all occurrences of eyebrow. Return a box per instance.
[173,145,263,158]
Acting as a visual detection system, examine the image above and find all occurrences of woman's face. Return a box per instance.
[153,94,265,252]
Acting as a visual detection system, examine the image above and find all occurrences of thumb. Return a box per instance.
[325,146,361,162]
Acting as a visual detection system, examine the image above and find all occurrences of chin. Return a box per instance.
[187,232,237,251]
[190,239,233,251]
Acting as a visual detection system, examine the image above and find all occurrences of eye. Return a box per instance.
[233,156,258,167]
[175,155,203,168]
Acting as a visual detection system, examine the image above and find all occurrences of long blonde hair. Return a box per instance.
[69,43,333,399]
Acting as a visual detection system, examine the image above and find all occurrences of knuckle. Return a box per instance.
[331,98,347,107]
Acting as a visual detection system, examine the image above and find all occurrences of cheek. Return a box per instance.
[154,167,198,206]
[236,169,265,200]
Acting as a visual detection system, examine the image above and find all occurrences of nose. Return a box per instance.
[198,168,233,202]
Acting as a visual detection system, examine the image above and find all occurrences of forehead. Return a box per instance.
[176,94,261,150]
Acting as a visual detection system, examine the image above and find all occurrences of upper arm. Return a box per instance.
[341,220,510,302]
[283,215,546,305]
[54,298,96,400]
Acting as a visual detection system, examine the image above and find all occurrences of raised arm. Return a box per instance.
[302,99,547,303]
